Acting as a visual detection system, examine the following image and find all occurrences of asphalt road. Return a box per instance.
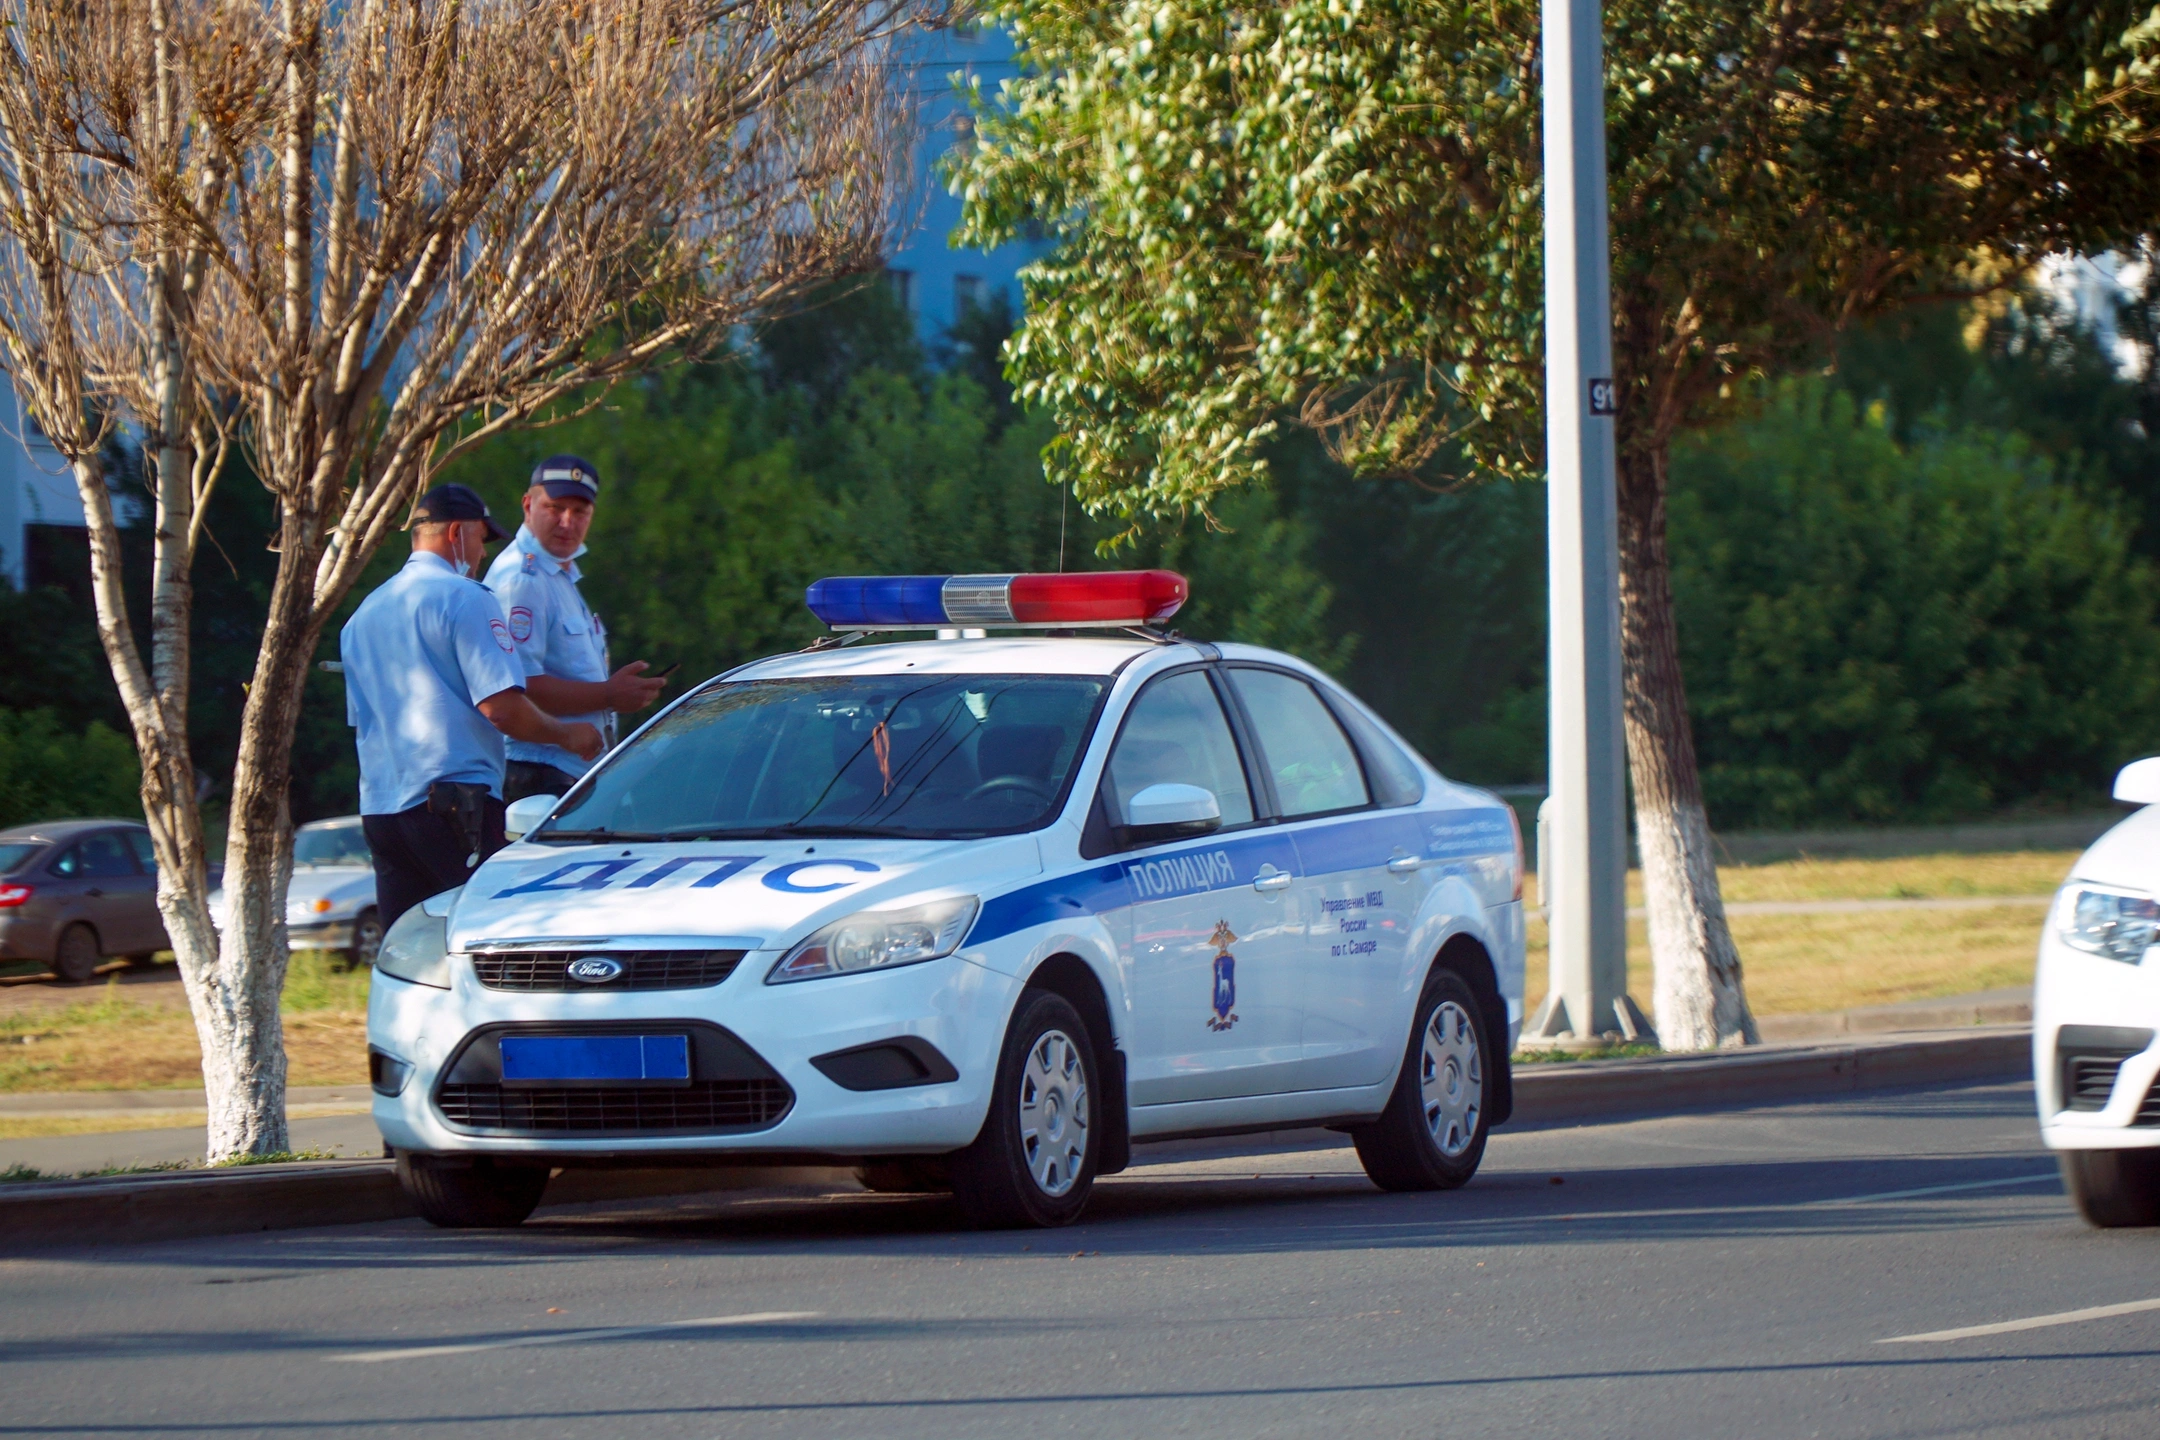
[5,1079,2158,1440]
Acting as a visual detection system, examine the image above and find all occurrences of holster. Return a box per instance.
[426,780,492,865]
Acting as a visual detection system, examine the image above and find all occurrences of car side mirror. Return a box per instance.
[503,794,561,842]
[1115,782,1222,848]
[2115,758,2160,806]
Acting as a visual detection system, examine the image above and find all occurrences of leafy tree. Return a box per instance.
[0,711,141,829]
[953,0,2160,1047]
[1673,379,2160,826]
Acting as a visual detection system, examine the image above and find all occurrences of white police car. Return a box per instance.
[2036,756,2160,1227]
[368,571,1527,1229]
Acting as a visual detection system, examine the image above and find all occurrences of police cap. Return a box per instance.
[408,483,510,541]
[531,454,600,503]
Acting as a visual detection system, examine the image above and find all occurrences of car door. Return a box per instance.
[72,830,158,955]
[1103,667,1307,1106]
[120,829,170,953]
[1223,666,1429,1091]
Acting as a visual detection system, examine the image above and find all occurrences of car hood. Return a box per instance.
[2070,806,2160,893]
[286,866,376,912]
[208,866,375,925]
[446,835,1044,952]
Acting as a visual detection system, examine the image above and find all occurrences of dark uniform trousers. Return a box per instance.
[503,759,582,803]
[365,799,508,932]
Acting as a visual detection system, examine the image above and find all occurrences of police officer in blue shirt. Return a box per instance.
[341,483,604,927]
[486,454,667,802]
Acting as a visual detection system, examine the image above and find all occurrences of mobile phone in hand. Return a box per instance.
[651,661,681,679]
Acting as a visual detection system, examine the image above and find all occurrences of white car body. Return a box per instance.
[2034,795,2160,1150]
[210,817,379,955]
[367,636,1526,1170]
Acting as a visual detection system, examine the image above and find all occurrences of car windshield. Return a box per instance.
[539,673,1108,842]
[293,826,371,867]
[0,842,41,874]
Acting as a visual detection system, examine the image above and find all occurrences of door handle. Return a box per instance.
[1252,868,1293,893]
[1386,853,1423,875]
[85,887,104,898]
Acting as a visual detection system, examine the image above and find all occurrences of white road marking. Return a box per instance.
[328,1309,819,1363]
[1880,1296,2160,1344]
[1825,1171,2060,1205]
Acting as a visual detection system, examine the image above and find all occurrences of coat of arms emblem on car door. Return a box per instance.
[1207,919,1238,1032]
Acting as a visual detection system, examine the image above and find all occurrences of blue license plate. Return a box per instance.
[499,1035,690,1084]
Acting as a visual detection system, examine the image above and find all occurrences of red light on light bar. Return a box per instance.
[1009,571,1187,625]
[804,570,1188,629]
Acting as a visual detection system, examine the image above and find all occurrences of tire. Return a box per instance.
[948,990,1098,1229]
[54,924,102,984]
[1352,967,1492,1192]
[396,1154,551,1228]
[854,1159,952,1194]
[2060,1149,2160,1228]
[345,908,384,971]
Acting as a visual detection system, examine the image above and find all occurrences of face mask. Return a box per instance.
[449,527,474,578]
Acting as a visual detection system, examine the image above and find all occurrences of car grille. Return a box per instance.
[436,1080,792,1134]
[2136,1080,2160,1128]
[2064,1055,2128,1113]
[470,950,746,992]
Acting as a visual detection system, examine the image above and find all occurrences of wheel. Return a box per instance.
[2060,1149,2160,1228]
[854,1159,952,1194]
[948,990,1098,1228]
[54,924,102,984]
[395,1154,551,1228]
[1352,968,1491,1192]
[345,907,383,971]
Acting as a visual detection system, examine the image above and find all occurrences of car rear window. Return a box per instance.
[540,674,1108,842]
[0,843,41,874]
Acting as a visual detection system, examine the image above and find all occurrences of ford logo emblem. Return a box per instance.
[567,956,624,984]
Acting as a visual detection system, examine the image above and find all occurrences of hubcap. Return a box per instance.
[1419,1000,1484,1158]
[1018,1028,1089,1197]
[355,916,384,965]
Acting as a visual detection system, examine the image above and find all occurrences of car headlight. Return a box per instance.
[2057,886,2160,965]
[374,888,461,989]
[767,896,979,984]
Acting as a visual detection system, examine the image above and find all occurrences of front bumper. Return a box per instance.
[287,919,356,952]
[2034,924,2160,1150]
[367,948,1019,1161]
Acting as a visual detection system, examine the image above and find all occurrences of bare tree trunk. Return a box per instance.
[203,494,336,1157]
[1613,441,1757,1050]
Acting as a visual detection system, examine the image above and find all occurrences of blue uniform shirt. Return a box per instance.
[484,525,611,777]
[342,552,527,815]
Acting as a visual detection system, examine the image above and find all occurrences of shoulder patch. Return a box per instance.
[489,616,515,654]
[508,605,534,643]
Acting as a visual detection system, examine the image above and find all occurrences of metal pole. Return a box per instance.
[1525,0,1634,1045]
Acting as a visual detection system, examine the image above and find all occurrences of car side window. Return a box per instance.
[48,845,81,877]
[1331,699,1425,808]
[76,832,140,878]
[124,831,158,873]
[1103,671,1256,831]
[1225,668,1371,818]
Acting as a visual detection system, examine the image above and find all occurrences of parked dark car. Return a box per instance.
[0,819,168,982]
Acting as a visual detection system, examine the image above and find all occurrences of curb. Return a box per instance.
[1510,1024,2030,1125]
[1756,990,2031,1044]
[3,1026,2033,1251]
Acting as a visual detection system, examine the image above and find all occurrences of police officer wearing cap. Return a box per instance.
[485,454,668,802]
[341,483,604,928]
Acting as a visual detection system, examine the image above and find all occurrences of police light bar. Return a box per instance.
[805,571,1188,631]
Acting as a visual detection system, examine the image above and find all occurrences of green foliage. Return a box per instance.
[1671,379,2160,826]
[0,709,141,829]
[442,282,1346,699]
[955,0,2160,522]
